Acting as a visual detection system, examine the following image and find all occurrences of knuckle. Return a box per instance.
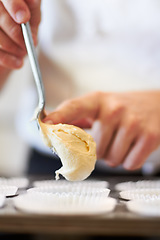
[1,40,12,52]
[106,105,124,122]
[126,118,139,135]
[9,24,21,40]
[70,99,82,112]
[65,99,77,108]
[60,99,82,114]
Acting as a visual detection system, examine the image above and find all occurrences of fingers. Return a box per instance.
[0,29,26,58]
[0,3,25,49]
[92,94,124,159]
[123,132,160,170]
[103,117,160,170]
[0,0,41,71]
[0,0,41,48]
[91,120,117,159]
[0,50,23,69]
[104,118,139,167]
[0,5,25,69]
[1,0,30,23]
[43,92,101,124]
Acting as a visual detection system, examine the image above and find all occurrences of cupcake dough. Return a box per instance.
[38,120,97,181]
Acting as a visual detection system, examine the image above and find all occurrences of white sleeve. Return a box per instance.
[38,0,58,54]
[15,86,52,156]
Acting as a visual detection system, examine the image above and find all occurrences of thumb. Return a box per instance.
[1,0,31,23]
[43,92,100,125]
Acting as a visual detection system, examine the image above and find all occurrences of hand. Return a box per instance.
[43,91,160,171]
[0,0,41,85]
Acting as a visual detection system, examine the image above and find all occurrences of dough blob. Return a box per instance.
[38,120,97,181]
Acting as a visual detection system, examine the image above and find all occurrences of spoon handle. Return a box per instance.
[21,22,45,116]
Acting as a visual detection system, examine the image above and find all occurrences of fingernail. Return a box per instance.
[105,160,115,167]
[123,161,131,170]
[15,10,27,23]
[31,0,39,5]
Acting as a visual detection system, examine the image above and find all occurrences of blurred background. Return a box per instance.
[0,0,160,177]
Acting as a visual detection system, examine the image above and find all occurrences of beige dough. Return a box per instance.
[38,120,97,181]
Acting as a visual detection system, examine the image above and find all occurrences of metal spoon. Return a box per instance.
[21,22,45,127]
